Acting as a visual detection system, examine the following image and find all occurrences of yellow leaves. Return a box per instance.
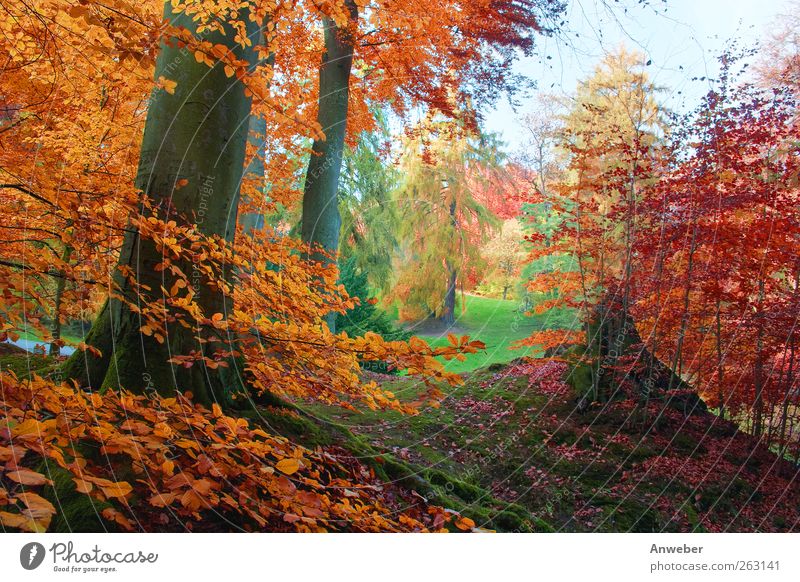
[180,489,205,512]
[148,492,175,508]
[204,358,228,370]
[275,458,301,475]
[14,491,56,532]
[139,322,165,344]
[209,312,227,329]
[157,75,177,95]
[455,515,475,531]
[0,332,445,532]
[153,422,174,439]
[73,477,93,494]
[11,418,45,438]
[224,65,235,78]
[408,335,429,352]
[436,334,486,362]
[102,507,134,531]
[175,438,200,451]
[181,479,218,512]
[0,445,18,462]
[66,4,90,20]
[76,342,102,358]
[85,475,133,499]
[0,329,19,343]
[101,481,134,500]
[191,478,214,496]
[208,43,230,61]
[6,468,51,486]
[0,510,38,531]
[283,512,301,524]
[193,50,214,67]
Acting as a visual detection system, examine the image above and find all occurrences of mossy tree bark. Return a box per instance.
[49,245,72,356]
[238,113,268,235]
[62,4,260,407]
[300,1,358,333]
[439,199,458,326]
[441,262,457,326]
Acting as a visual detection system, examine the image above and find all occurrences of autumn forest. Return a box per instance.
[1,0,799,536]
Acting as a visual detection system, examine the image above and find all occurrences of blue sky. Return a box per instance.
[485,0,795,151]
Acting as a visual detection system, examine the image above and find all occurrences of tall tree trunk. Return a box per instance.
[300,1,358,333]
[670,219,698,389]
[715,296,725,420]
[573,179,598,400]
[49,245,72,356]
[239,44,276,237]
[753,273,767,438]
[62,4,260,407]
[441,261,457,326]
[778,266,799,464]
[589,304,705,415]
[439,198,458,326]
[642,213,668,429]
[238,111,268,236]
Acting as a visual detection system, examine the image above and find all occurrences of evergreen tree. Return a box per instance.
[390,117,500,325]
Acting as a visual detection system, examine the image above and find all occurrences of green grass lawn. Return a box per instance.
[15,328,84,345]
[403,294,578,373]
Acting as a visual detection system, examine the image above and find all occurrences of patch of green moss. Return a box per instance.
[417,446,449,465]
[616,443,659,465]
[563,347,595,397]
[545,426,578,446]
[596,495,661,532]
[239,404,333,447]
[424,468,486,503]
[571,461,621,489]
[0,353,59,380]
[39,465,114,532]
[683,502,706,532]
[670,431,706,457]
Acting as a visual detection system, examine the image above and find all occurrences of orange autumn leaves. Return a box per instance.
[0,371,457,532]
[0,0,555,533]
[120,210,482,411]
[0,0,162,341]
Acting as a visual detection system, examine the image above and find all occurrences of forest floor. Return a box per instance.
[4,302,798,532]
[310,357,800,532]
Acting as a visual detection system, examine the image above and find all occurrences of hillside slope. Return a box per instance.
[4,345,796,532]
[314,358,800,532]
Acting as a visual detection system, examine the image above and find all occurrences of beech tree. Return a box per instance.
[298,0,565,330]
[300,0,358,274]
[518,48,671,402]
[60,3,262,405]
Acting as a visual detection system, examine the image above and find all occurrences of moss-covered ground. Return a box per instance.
[305,357,800,532]
[5,336,798,533]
